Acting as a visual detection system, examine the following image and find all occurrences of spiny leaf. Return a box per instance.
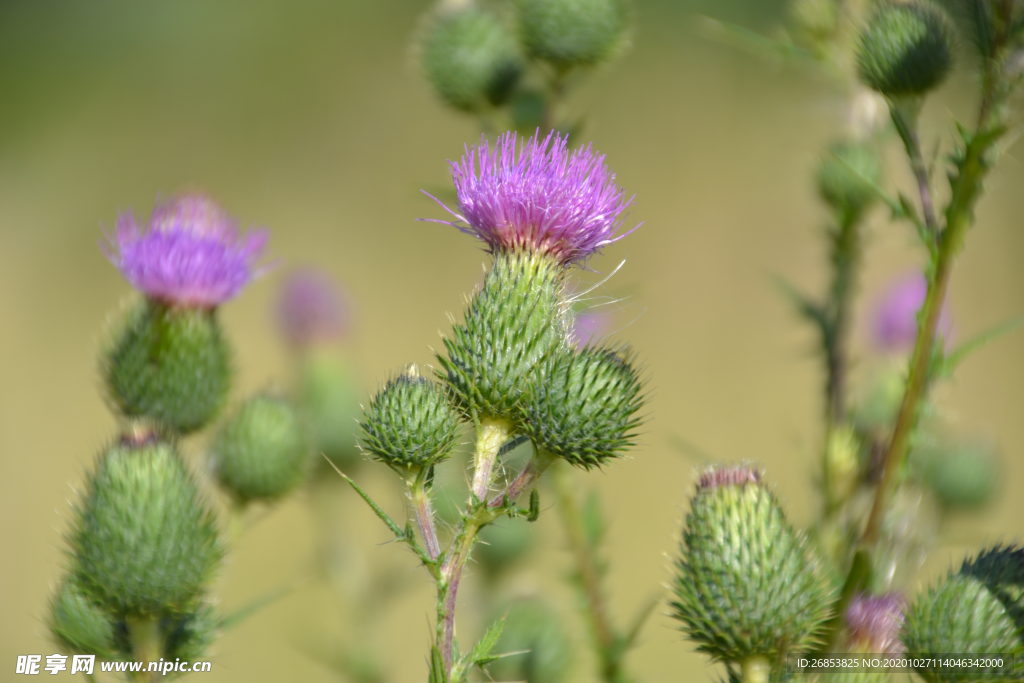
[325,458,406,541]
[934,317,1024,378]
[429,645,447,683]
[771,274,827,331]
[528,488,540,522]
[466,614,507,668]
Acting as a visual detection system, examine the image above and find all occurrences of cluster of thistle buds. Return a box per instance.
[348,128,644,683]
[48,193,314,676]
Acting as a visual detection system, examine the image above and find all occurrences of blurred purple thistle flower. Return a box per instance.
[872,272,952,352]
[846,593,905,654]
[572,311,613,349]
[276,269,349,348]
[424,130,638,266]
[697,464,762,491]
[105,193,268,308]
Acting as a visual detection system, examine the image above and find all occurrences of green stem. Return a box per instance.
[470,418,511,501]
[551,462,626,683]
[126,616,161,683]
[412,481,441,561]
[741,657,771,683]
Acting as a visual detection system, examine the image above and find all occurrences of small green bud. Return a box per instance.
[421,4,523,112]
[517,0,628,70]
[163,603,217,662]
[299,353,363,470]
[856,2,955,97]
[922,443,998,510]
[825,424,862,504]
[789,0,839,42]
[902,573,1024,682]
[487,599,574,683]
[70,439,222,617]
[211,394,310,504]
[817,142,882,218]
[360,368,461,471]
[438,250,568,424]
[522,345,644,469]
[48,579,122,659]
[105,299,231,434]
[672,465,837,663]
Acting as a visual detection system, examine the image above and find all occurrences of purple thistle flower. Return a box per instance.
[871,272,952,352]
[846,593,905,654]
[424,131,638,266]
[276,268,349,348]
[105,193,268,308]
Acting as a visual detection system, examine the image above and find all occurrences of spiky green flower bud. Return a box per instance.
[958,545,1024,634]
[856,2,955,97]
[817,142,882,219]
[517,0,628,71]
[70,439,222,617]
[48,579,122,659]
[438,250,568,424]
[672,465,837,664]
[211,394,310,504]
[522,345,643,469]
[359,369,461,471]
[104,299,231,434]
[421,4,523,112]
[902,572,1024,682]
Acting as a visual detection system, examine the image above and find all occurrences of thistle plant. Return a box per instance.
[45,193,311,680]
[340,129,644,683]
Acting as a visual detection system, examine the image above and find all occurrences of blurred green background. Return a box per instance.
[2,0,1023,681]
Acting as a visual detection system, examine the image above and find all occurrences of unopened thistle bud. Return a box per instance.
[517,0,628,71]
[421,4,523,112]
[672,465,836,663]
[922,442,998,510]
[299,353,363,468]
[211,394,310,504]
[359,369,461,472]
[958,545,1024,631]
[856,2,955,97]
[48,579,121,659]
[817,142,882,219]
[104,299,231,434]
[69,440,222,618]
[522,345,644,469]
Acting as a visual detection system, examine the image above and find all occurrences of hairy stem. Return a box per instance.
[412,482,440,561]
[471,418,511,501]
[488,448,555,509]
[551,462,625,683]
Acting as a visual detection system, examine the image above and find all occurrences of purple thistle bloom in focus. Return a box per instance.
[425,130,637,266]
[871,272,952,352]
[105,193,268,308]
[846,593,905,654]
[276,269,349,348]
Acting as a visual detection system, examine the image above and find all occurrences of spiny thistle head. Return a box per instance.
[104,298,231,434]
[958,545,1024,633]
[359,367,461,471]
[871,272,951,352]
[48,579,122,659]
[846,593,906,654]
[856,1,955,97]
[672,464,837,662]
[438,250,568,422]
[516,0,628,70]
[105,193,267,308]
[902,571,1024,682]
[69,439,222,618]
[522,344,644,469]
[428,130,636,267]
[211,394,310,504]
[420,3,523,112]
[816,141,882,219]
[276,269,349,349]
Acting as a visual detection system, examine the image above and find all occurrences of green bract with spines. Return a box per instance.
[902,573,1024,682]
[522,344,644,469]
[48,579,123,659]
[422,4,523,112]
[856,1,955,97]
[69,440,222,618]
[517,0,628,70]
[211,394,310,504]
[958,545,1024,634]
[105,298,231,434]
[817,141,882,219]
[438,250,568,423]
[359,371,461,471]
[672,467,837,664]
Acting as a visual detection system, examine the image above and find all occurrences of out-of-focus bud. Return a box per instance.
[299,353,363,469]
[211,394,310,505]
[420,4,523,112]
[48,579,121,659]
[846,593,906,654]
[517,0,628,71]
[105,299,231,434]
[870,272,952,353]
[856,1,955,97]
[919,441,998,510]
[521,345,644,470]
[789,0,839,42]
[70,440,222,618]
[826,424,862,504]
[672,465,837,664]
[817,142,882,220]
[276,269,349,349]
[487,599,573,683]
[359,368,461,472]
